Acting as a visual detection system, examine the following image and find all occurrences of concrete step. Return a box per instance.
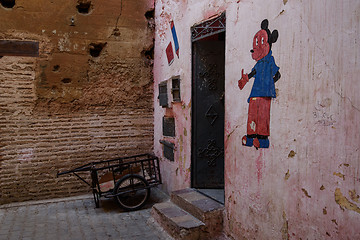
[152,201,205,240]
[171,188,224,237]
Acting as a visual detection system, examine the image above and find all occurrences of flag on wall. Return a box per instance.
[170,21,179,58]
[166,41,174,65]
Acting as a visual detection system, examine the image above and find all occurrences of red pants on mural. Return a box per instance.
[242,97,271,148]
[247,97,271,136]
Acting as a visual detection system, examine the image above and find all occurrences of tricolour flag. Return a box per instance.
[170,21,179,58]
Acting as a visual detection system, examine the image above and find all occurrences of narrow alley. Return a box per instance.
[0,189,173,240]
[1,0,359,239]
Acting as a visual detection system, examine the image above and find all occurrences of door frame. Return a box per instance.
[190,12,226,189]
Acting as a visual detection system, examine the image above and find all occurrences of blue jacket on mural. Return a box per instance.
[248,50,279,103]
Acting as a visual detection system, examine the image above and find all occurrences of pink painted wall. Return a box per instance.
[154,0,360,239]
[153,0,195,193]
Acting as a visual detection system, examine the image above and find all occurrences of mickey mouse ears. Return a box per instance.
[271,30,279,43]
[261,19,269,30]
[261,19,278,44]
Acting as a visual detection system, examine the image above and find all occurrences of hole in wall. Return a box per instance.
[89,42,107,57]
[52,65,60,72]
[142,43,154,60]
[145,9,155,29]
[141,43,154,67]
[112,28,120,37]
[61,78,72,84]
[0,0,15,8]
[141,42,154,66]
[76,0,92,14]
[145,9,154,20]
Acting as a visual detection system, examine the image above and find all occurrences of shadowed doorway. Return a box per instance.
[191,13,225,204]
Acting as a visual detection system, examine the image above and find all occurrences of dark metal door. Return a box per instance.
[192,39,225,188]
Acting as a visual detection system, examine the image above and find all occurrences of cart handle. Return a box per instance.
[57,170,91,187]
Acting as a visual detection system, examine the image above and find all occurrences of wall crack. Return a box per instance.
[335,90,360,113]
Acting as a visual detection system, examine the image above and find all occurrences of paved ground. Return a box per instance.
[0,188,173,240]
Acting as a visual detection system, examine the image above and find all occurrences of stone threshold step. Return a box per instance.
[171,188,224,224]
[152,201,205,240]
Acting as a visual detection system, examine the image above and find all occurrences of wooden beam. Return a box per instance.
[0,40,39,57]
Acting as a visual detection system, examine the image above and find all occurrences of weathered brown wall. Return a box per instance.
[0,0,155,204]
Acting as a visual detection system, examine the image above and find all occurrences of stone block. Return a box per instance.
[152,201,204,240]
[171,188,224,238]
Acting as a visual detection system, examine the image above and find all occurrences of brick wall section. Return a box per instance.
[0,0,155,204]
[0,56,153,204]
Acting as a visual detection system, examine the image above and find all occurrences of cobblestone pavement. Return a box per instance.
[0,189,173,240]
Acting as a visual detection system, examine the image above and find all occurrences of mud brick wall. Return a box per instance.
[0,0,155,204]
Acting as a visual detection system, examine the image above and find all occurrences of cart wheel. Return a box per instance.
[92,189,100,208]
[113,174,150,211]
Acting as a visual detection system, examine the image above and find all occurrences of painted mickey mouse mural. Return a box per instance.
[238,19,281,149]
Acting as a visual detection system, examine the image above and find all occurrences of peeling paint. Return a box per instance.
[284,169,290,180]
[349,189,359,203]
[179,134,183,152]
[250,121,256,132]
[323,207,327,215]
[275,88,280,97]
[301,188,311,198]
[339,163,350,167]
[281,211,289,240]
[320,185,325,190]
[334,188,360,214]
[283,0,288,5]
[333,172,345,180]
[288,150,296,158]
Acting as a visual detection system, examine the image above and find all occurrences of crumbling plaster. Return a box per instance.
[154,0,360,239]
[0,0,155,112]
[0,0,156,204]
